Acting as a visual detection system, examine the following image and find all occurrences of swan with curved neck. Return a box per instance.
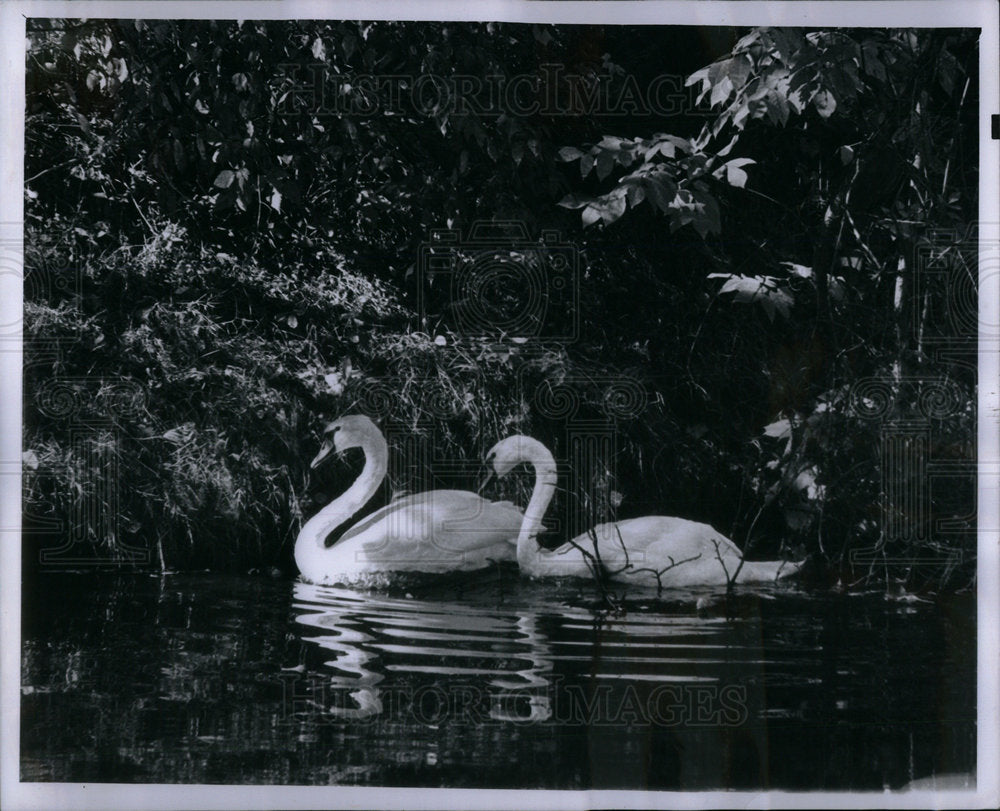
[485,435,802,587]
[295,416,523,585]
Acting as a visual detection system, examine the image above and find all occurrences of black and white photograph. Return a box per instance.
[2,1,998,808]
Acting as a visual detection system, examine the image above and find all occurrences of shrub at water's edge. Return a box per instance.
[22,223,976,589]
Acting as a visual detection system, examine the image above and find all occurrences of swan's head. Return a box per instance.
[310,415,381,469]
[483,436,557,554]
[486,436,527,478]
[483,435,553,480]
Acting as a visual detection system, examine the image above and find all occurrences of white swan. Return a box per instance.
[485,435,802,588]
[295,416,524,584]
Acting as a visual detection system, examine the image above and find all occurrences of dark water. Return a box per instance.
[20,570,976,790]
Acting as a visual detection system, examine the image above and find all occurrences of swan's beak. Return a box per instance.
[310,437,336,469]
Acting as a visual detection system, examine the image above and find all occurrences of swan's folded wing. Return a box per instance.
[435,494,525,550]
[337,490,523,551]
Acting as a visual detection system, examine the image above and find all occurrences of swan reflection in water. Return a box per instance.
[289,580,777,725]
[288,583,386,720]
[290,581,807,787]
[290,580,557,723]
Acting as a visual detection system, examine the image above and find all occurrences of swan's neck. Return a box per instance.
[298,434,388,551]
[515,441,558,571]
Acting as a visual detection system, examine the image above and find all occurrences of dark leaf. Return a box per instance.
[723,55,751,88]
[595,151,616,181]
[558,146,584,162]
[557,193,591,210]
[214,170,236,190]
[721,157,754,188]
[581,205,601,227]
[812,88,837,118]
[624,182,646,208]
[710,75,734,107]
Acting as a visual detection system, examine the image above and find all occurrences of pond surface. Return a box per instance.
[20,570,975,790]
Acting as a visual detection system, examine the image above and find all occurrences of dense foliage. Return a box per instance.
[23,20,978,590]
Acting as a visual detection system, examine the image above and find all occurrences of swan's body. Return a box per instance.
[566,516,801,587]
[295,416,523,585]
[485,435,801,588]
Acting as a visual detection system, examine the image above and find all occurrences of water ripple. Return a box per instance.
[288,580,775,722]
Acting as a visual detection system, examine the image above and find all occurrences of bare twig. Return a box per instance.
[709,537,735,591]
[573,523,703,600]
[565,526,626,611]
[629,552,702,595]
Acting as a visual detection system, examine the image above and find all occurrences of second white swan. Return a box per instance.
[484,434,802,588]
